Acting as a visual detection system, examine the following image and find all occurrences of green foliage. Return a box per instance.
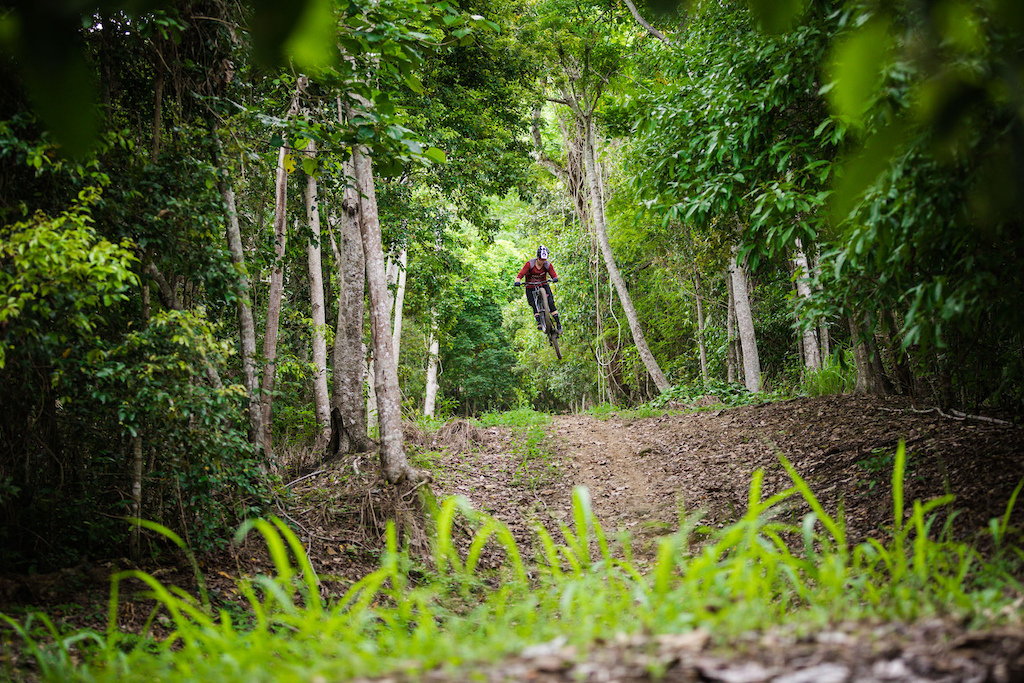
[800,349,856,397]
[89,310,272,553]
[475,407,550,429]
[647,378,759,409]
[5,443,1022,681]
[0,189,138,368]
[438,237,523,415]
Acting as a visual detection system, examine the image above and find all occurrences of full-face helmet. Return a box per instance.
[537,245,549,260]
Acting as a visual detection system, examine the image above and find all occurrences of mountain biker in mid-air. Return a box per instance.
[514,245,562,333]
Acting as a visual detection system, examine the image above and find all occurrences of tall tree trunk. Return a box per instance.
[848,314,891,395]
[423,311,440,418]
[129,435,143,561]
[726,271,739,384]
[351,143,423,484]
[391,249,408,354]
[305,140,331,444]
[694,270,709,381]
[152,69,163,160]
[222,182,262,443]
[793,239,821,371]
[730,249,761,392]
[580,112,670,393]
[259,76,307,460]
[329,161,371,454]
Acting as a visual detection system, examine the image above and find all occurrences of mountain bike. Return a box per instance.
[516,279,561,360]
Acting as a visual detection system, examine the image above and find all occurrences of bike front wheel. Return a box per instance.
[543,311,562,360]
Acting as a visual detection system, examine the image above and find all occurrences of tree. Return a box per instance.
[529,0,671,394]
[304,139,331,445]
[259,76,308,461]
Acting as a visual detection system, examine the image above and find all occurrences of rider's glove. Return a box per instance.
[513,281,522,287]
[551,278,559,283]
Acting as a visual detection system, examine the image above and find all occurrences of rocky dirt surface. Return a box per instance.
[3,394,1024,682]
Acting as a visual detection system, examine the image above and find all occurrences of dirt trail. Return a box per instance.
[553,414,680,546]
[429,395,1024,563]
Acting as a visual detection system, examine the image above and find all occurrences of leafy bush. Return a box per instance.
[800,349,856,396]
[647,378,759,409]
[89,310,272,553]
[475,407,550,429]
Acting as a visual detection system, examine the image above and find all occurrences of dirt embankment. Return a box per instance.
[430,395,1024,560]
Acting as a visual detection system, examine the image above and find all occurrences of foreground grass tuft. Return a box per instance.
[3,442,1022,682]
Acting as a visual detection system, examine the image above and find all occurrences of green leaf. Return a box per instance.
[302,156,318,176]
[283,0,338,70]
[830,117,910,223]
[826,18,894,125]
[404,73,425,94]
[747,0,808,34]
[423,147,447,164]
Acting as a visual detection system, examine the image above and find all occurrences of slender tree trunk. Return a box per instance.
[152,69,163,160]
[726,271,738,384]
[809,247,831,360]
[305,140,331,444]
[259,76,306,460]
[391,249,407,354]
[730,249,761,392]
[328,139,371,457]
[694,270,709,381]
[793,239,821,371]
[423,311,440,418]
[351,142,422,484]
[580,112,670,393]
[222,183,262,443]
[366,357,378,432]
[129,435,143,561]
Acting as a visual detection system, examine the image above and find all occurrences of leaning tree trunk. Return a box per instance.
[222,183,261,443]
[730,249,762,393]
[304,139,331,445]
[580,112,670,393]
[351,142,423,484]
[259,76,306,460]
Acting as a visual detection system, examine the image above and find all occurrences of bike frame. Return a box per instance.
[520,278,561,359]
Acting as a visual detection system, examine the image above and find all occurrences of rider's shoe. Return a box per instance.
[535,314,544,331]
[553,314,562,333]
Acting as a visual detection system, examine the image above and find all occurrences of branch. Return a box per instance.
[531,106,569,184]
[144,262,179,310]
[622,0,670,44]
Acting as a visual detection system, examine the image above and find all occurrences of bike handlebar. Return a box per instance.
[514,279,557,287]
